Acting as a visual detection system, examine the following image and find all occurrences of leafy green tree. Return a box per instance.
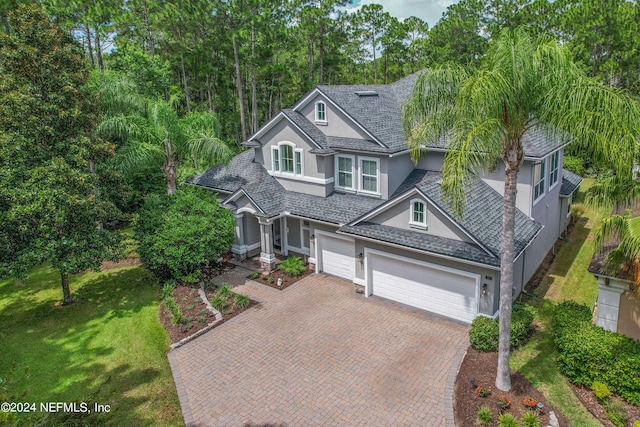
[403,28,640,391]
[0,5,123,304]
[101,100,234,194]
[135,188,235,278]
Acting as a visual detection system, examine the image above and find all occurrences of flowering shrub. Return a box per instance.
[476,385,492,398]
[497,395,511,410]
[523,396,536,409]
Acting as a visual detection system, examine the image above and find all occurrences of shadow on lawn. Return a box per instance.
[0,267,171,426]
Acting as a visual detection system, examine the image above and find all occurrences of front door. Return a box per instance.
[273,219,282,252]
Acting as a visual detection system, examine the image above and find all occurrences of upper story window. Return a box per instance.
[549,151,559,188]
[272,142,303,176]
[336,155,355,190]
[359,157,380,195]
[315,101,326,123]
[534,161,545,202]
[410,199,427,228]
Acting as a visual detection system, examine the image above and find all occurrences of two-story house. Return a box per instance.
[187,73,582,323]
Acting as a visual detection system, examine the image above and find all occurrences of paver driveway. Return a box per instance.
[168,271,469,427]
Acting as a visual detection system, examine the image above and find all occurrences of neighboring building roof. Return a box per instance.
[317,73,420,153]
[560,169,583,196]
[588,245,636,282]
[340,222,501,267]
[392,170,542,259]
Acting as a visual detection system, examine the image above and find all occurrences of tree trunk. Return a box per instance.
[251,27,258,134]
[319,22,325,85]
[162,156,177,195]
[232,33,247,142]
[206,72,213,112]
[495,141,522,392]
[61,272,73,305]
[180,50,191,112]
[372,35,377,84]
[142,2,154,56]
[384,53,388,84]
[95,27,104,71]
[85,24,95,69]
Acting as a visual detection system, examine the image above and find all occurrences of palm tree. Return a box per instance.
[403,28,640,391]
[100,100,234,194]
[595,210,640,289]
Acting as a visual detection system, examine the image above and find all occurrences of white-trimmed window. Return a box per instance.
[534,161,545,202]
[410,199,427,228]
[359,157,380,194]
[272,142,303,176]
[549,151,559,188]
[335,155,355,190]
[315,101,326,123]
[272,147,280,172]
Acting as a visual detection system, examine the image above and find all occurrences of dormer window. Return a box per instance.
[315,101,326,123]
[410,199,427,229]
[272,142,303,176]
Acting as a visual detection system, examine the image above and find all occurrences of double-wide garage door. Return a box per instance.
[369,251,479,323]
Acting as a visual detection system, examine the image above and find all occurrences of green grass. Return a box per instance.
[511,178,607,426]
[0,264,182,426]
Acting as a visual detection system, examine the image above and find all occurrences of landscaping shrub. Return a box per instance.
[521,411,541,427]
[249,272,259,280]
[180,269,202,284]
[498,412,518,427]
[164,296,183,325]
[161,280,177,300]
[216,284,232,297]
[280,256,306,276]
[592,381,611,402]
[233,294,250,309]
[562,155,585,176]
[476,406,492,426]
[135,188,235,279]
[553,302,640,405]
[210,295,227,312]
[606,401,627,427]
[469,304,536,352]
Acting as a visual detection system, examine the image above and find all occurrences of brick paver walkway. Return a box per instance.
[168,272,469,427]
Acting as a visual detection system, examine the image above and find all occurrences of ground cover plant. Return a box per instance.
[248,259,313,290]
[469,304,536,352]
[0,263,181,426]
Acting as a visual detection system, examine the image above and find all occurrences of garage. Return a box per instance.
[367,249,479,323]
[317,233,355,280]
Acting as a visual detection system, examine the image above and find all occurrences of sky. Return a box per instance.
[346,0,459,28]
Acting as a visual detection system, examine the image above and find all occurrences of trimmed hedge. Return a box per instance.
[553,301,640,405]
[469,304,536,352]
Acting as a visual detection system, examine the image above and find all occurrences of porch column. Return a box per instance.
[231,213,247,260]
[259,218,276,272]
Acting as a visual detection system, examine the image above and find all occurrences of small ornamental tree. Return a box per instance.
[135,187,235,278]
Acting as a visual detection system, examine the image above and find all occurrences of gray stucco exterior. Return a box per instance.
[187,72,580,322]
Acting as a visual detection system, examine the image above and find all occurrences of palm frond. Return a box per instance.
[186,131,235,164]
[116,141,165,175]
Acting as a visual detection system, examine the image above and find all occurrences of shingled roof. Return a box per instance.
[560,169,583,196]
[316,73,420,152]
[390,170,542,259]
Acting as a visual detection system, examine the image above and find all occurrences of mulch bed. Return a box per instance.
[204,288,258,322]
[454,347,567,426]
[570,383,640,427]
[248,267,314,290]
[159,286,216,343]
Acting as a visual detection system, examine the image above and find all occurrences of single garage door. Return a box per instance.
[319,235,355,280]
[369,251,478,323]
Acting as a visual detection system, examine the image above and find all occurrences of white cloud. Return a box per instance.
[347,0,458,28]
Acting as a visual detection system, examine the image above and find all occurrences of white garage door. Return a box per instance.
[319,235,355,280]
[369,251,478,323]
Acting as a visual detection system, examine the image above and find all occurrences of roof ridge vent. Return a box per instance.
[355,90,378,97]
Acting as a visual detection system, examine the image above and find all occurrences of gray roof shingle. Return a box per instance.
[392,170,542,259]
[560,169,583,196]
[340,222,500,267]
[186,149,262,193]
[317,73,420,152]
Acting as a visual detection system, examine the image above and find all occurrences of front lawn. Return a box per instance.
[510,178,609,426]
[0,264,182,426]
